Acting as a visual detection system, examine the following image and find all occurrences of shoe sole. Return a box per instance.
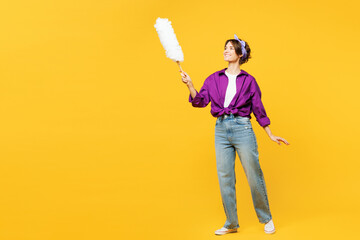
[265,229,276,234]
[215,230,237,235]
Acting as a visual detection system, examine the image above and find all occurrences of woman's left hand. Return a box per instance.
[269,135,290,145]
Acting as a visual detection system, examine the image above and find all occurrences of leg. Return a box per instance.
[215,129,239,229]
[233,126,272,223]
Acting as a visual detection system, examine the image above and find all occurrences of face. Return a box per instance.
[223,42,242,63]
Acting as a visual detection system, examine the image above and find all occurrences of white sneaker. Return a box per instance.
[264,219,276,234]
[214,227,238,235]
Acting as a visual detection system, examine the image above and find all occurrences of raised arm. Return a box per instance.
[180,70,210,108]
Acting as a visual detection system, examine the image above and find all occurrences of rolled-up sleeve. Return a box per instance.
[250,78,270,127]
[188,78,210,108]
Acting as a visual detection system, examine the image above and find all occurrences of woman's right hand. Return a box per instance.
[180,70,192,87]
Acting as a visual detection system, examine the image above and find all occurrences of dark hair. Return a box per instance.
[224,39,251,65]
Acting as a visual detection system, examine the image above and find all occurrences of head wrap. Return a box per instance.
[234,34,247,60]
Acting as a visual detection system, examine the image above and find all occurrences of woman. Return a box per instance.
[180,35,289,235]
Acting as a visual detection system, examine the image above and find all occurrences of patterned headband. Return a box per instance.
[234,34,247,60]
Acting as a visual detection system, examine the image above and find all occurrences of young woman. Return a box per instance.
[180,35,289,235]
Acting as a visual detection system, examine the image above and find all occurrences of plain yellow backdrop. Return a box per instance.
[0,0,359,239]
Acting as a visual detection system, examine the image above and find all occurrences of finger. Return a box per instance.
[273,138,280,144]
[279,138,289,145]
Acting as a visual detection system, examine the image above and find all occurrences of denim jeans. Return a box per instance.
[215,113,272,229]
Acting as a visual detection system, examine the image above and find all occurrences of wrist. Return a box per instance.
[187,81,194,88]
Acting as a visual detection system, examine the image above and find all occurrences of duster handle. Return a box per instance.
[176,61,183,73]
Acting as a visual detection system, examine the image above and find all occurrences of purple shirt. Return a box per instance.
[189,68,270,127]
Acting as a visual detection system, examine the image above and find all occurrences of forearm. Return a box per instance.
[263,125,273,137]
[187,81,197,99]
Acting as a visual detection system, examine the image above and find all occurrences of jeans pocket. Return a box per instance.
[233,118,252,133]
[235,117,250,125]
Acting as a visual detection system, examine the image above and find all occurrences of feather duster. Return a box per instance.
[154,17,184,71]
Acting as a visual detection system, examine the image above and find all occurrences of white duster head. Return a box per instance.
[154,17,184,62]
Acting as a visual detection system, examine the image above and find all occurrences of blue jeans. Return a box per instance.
[215,113,272,229]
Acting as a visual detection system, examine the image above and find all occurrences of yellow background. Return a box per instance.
[0,0,359,239]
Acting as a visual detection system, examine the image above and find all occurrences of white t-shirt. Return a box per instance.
[224,71,237,108]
